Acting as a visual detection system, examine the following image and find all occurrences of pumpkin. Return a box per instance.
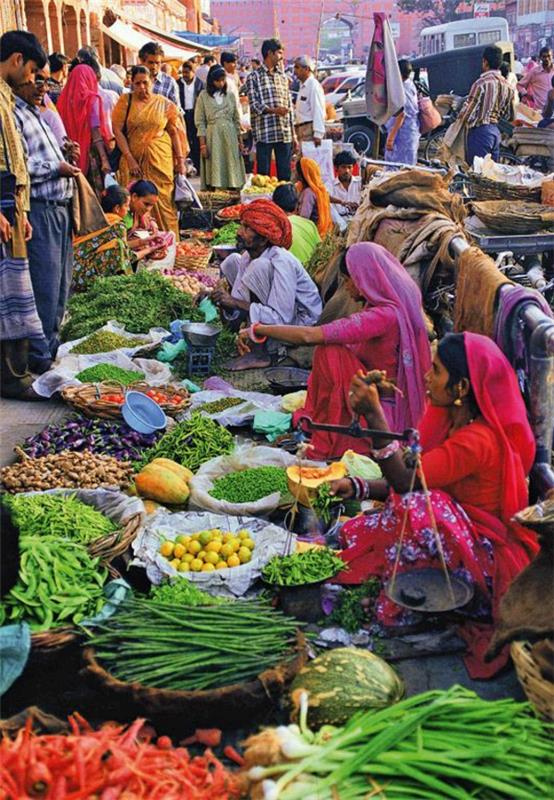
[290,648,404,728]
[135,458,191,505]
[286,463,347,507]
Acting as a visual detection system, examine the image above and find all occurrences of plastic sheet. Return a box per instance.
[182,387,283,427]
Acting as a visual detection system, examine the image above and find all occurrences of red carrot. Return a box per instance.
[223,745,246,767]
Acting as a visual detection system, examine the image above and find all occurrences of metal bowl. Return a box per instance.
[385,568,474,613]
[181,322,221,347]
[266,367,310,394]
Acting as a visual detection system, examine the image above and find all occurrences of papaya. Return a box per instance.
[135,459,190,505]
[143,499,161,514]
[286,463,347,507]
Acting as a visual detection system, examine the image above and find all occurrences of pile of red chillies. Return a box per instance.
[0,715,241,799]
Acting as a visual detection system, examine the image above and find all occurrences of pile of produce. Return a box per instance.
[162,271,206,295]
[135,458,192,505]
[290,648,404,728]
[311,483,342,524]
[212,222,239,246]
[18,415,163,461]
[150,578,228,606]
[3,493,117,544]
[89,598,301,690]
[61,271,203,341]
[158,528,256,572]
[0,716,240,799]
[244,685,554,799]
[305,230,345,281]
[209,466,289,504]
[262,548,345,586]
[175,241,211,263]
[198,189,239,206]
[70,330,147,355]
[197,396,244,414]
[162,268,218,291]
[75,364,145,384]
[328,578,381,633]
[96,387,188,407]
[243,174,287,195]
[1,536,108,629]
[218,204,243,220]
[1,451,134,493]
[135,412,234,473]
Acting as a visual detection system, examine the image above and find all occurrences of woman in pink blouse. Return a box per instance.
[238,242,431,458]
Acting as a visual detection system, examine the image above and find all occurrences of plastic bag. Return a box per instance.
[189,444,297,517]
[184,387,283,427]
[281,390,307,413]
[301,139,334,185]
[340,449,382,480]
[175,174,201,208]
[132,509,296,597]
[253,409,292,442]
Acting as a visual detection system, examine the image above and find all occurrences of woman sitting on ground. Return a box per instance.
[331,332,538,679]
[296,157,333,237]
[272,183,321,266]
[239,242,430,458]
[125,180,175,261]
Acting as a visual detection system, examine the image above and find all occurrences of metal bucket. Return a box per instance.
[277,581,325,624]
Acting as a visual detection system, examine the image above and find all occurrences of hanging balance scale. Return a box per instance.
[294,405,474,614]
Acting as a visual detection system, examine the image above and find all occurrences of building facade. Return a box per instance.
[511,0,554,56]
[211,0,422,62]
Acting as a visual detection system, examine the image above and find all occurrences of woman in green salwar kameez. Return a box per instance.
[194,65,246,191]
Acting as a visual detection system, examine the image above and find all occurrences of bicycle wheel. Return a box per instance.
[424,129,446,162]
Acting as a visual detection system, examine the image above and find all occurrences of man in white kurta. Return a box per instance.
[294,55,326,146]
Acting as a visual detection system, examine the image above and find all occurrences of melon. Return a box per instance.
[290,648,404,728]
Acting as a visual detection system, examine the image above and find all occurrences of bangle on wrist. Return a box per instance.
[371,440,400,461]
[249,322,267,343]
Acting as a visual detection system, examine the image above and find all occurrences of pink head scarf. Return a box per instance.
[345,242,431,431]
[57,64,110,174]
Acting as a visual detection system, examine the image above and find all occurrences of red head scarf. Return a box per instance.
[57,65,110,174]
[240,199,292,250]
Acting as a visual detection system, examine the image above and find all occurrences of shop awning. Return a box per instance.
[130,19,213,54]
[173,31,239,47]
[102,19,199,60]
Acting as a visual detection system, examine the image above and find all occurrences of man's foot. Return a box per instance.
[224,352,272,371]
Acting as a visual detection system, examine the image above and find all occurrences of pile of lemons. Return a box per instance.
[159,528,256,573]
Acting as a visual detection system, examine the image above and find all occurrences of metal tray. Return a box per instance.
[385,568,474,613]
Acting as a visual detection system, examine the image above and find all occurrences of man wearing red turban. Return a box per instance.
[211,198,322,370]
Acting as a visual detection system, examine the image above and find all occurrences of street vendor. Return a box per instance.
[326,150,361,222]
[214,198,322,370]
[238,242,430,456]
[272,183,321,266]
[330,332,538,679]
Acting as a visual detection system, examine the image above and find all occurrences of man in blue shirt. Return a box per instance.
[138,41,181,108]
[13,66,79,373]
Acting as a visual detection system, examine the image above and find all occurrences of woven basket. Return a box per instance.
[81,631,308,730]
[466,173,542,202]
[180,229,214,241]
[215,205,243,223]
[61,381,191,419]
[472,200,554,233]
[198,190,241,210]
[174,251,212,272]
[511,640,554,720]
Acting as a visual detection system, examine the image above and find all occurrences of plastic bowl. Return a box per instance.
[122,391,167,434]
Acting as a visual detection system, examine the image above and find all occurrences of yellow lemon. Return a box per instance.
[188,540,201,555]
[199,530,213,546]
[227,554,240,568]
[229,538,241,553]
[198,550,207,561]
[204,550,219,565]
[238,546,252,564]
[191,533,200,541]
[190,558,203,572]
[216,561,228,570]
[201,562,216,572]
[176,534,190,547]
[238,529,250,539]
[206,540,222,554]
[222,532,233,543]
[173,543,186,559]
[182,553,194,563]
[169,558,181,570]
[160,541,174,558]
[243,538,255,551]
[220,543,233,559]
[212,531,223,541]
[177,561,191,572]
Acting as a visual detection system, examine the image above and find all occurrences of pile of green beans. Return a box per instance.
[210,466,288,503]
[71,331,147,355]
[89,598,302,691]
[1,536,107,631]
[135,412,234,473]
[262,548,346,586]
[75,364,145,385]
[3,493,117,544]
[197,397,244,415]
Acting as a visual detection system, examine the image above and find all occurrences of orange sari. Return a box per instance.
[112,94,188,236]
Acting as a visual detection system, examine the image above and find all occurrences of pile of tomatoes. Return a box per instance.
[102,389,186,406]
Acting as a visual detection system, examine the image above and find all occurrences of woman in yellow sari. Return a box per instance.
[112,66,188,237]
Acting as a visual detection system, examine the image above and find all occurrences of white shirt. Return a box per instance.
[295,74,326,139]
[226,73,241,112]
[327,176,362,216]
[182,80,196,111]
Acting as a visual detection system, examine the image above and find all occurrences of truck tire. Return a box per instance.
[344,124,375,156]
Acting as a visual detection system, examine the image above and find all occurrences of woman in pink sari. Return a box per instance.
[331,332,538,678]
[239,242,431,459]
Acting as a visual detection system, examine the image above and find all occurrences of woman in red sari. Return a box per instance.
[239,242,431,459]
[331,331,538,678]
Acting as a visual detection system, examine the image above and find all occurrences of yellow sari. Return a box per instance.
[112,94,188,236]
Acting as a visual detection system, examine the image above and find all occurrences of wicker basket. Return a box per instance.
[511,640,554,720]
[472,200,554,233]
[180,229,215,241]
[466,173,542,202]
[174,251,212,272]
[29,512,142,653]
[215,205,243,223]
[61,381,191,419]
[198,189,241,210]
[81,631,308,730]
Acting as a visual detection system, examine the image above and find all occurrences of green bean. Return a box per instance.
[75,364,145,385]
[3,493,117,544]
[262,548,346,586]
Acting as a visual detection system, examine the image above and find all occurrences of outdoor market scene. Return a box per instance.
[0,2,554,797]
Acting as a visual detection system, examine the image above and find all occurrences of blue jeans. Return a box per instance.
[27,200,73,370]
[255,141,292,180]
[466,124,500,164]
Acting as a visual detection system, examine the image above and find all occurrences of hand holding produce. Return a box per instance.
[1,451,134,493]
[262,548,345,586]
[75,364,145,385]
[209,466,288,504]
[135,458,193,505]
[2,493,117,544]
[158,528,255,572]
[70,330,147,355]
[311,483,342,525]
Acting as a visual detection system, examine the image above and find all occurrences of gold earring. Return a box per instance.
[453,397,463,407]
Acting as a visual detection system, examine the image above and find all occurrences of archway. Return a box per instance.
[61,3,79,57]
[79,9,88,48]
[48,1,62,52]
[320,16,354,62]
[25,0,49,51]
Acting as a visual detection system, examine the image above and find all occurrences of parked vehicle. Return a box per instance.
[321,71,365,107]
[412,42,514,99]
[420,17,510,56]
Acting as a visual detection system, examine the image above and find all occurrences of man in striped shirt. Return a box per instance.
[458,45,515,166]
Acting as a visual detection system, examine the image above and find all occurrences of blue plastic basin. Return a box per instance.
[122,391,167,434]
